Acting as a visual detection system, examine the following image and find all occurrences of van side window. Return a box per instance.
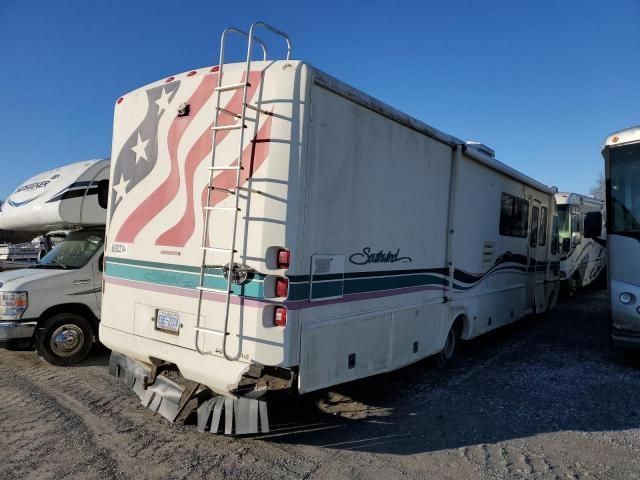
[530,206,539,248]
[499,193,529,238]
[539,206,548,246]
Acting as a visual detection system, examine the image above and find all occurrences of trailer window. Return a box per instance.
[499,193,529,238]
[530,206,539,247]
[539,207,548,246]
[551,215,559,254]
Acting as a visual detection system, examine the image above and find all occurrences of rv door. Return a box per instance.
[526,200,541,311]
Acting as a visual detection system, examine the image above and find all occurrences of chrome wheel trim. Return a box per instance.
[50,324,84,358]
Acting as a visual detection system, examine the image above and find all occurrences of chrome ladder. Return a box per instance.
[194,22,291,360]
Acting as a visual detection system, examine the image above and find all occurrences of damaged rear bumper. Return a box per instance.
[108,351,269,435]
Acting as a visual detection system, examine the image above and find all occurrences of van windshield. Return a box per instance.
[609,142,640,234]
[35,230,104,269]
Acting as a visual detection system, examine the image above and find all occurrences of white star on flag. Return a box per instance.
[131,132,150,165]
[155,87,172,115]
[112,175,130,202]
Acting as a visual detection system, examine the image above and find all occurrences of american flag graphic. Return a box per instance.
[110,69,272,248]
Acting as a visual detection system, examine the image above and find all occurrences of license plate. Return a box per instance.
[155,309,180,334]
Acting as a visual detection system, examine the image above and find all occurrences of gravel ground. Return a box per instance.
[2,288,640,479]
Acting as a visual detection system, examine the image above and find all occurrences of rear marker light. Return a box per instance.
[277,249,290,269]
[187,71,197,76]
[276,278,289,298]
[210,66,220,72]
[165,76,175,83]
[274,306,287,326]
[117,97,124,104]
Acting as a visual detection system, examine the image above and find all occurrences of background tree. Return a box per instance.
[589,171,605,200]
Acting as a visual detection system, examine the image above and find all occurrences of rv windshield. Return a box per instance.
[558,205,571,241]
[35,229,104,269]
[609,142,640,235]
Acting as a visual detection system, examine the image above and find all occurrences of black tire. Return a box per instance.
[434,319,462,369]
[35,313,94,366]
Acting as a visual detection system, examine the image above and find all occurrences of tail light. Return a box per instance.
[274,306,287,326]
[277,248,290,269]
[275,277,289,298]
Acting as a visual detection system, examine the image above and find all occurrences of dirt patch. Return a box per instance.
[2,289,640,479]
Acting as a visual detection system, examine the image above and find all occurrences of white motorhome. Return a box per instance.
[603,126,640,350]
[555,192,606,295]
[0,159,109,364]
[100,22,560,434]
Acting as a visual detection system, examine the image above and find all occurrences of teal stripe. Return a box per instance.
[104,256,266,280]
[105,261,264,298]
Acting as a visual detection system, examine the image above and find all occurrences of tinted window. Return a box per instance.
[499,193,529,238]
[530,206,539,248]
[551,215,559,255]
[539,207,548,246]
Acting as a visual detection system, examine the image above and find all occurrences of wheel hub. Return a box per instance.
[50,324,84,358]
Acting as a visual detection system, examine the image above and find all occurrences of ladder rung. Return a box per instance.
[208,186,235,194]
[204,206,240,211]
[197,286,229,294]
[211,124,246,131]
[202,247,236,253]
[217,107,241,119]
[194,326,229,336]
[215,82,250,92]
[208,165,243,171]
[245,103,271,115]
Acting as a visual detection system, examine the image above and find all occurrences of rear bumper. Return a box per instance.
[99,324,250,396]
[0,320,37,341]
[612,327,640,351]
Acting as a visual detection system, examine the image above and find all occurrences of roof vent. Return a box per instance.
[466,141,495,157]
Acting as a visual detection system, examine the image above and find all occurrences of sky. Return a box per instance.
[0,0,638,200]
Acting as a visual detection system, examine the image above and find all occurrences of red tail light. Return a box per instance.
[274,306,287,326]
[276,277,289,298]
[277,248,290,269]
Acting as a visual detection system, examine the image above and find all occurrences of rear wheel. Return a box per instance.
[434,319,462,369]
[35,313,94,366]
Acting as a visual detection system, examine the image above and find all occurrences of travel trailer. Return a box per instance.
[603,126,640,350]
[101,22,560,434]
[0,159,109,364]
[555,192,606,295]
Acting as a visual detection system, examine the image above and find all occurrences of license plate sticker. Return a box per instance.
[155,309,180,334]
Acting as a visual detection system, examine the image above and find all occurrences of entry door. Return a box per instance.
[526,201,541,311]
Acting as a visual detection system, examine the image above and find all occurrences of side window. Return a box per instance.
[530,206,539,248]
[539,207,548,246]
[571,212,581,246]
[551,215,559,254]
[499,193,529,238]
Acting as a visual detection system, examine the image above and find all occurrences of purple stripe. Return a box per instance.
[104,276,445,310]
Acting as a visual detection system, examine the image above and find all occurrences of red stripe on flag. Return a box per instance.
[155,71,263,247]
[199,113,274,248]
[115,74,219,243]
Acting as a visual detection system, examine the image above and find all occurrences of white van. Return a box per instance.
[100,23,560,434]
[0,159,109,364]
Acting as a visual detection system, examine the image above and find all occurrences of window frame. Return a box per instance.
[499,192,529,238]
[539,206,548,246]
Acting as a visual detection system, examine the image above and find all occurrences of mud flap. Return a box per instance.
[109,351,185,422]
[197,395,269,435]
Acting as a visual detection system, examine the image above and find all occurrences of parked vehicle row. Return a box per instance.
[0,21,632,436]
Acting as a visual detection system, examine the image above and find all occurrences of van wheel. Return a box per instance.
[434,319,462,369]
[35,313,94,366]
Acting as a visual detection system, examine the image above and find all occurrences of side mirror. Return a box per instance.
[562,237,571,253]
[584,211,602,239]
[97,179,109,209]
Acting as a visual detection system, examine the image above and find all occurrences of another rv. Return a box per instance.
[0,159,109,364]
[100,22,560,434]
[555,192,606,295]
[603,126,640,350]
